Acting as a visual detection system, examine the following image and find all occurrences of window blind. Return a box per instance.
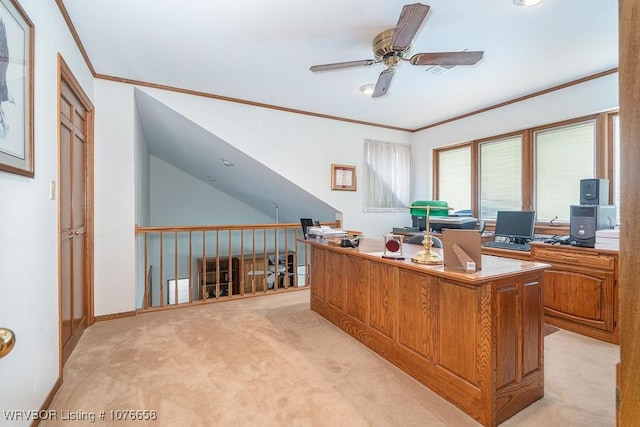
[535,120,595,221]
[479,136,522,219]
[438,146,471,212]
[613,115,621,223]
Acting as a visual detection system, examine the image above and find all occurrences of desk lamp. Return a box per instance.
[409,205,453,265]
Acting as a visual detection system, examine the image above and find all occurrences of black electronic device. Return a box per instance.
[340,237,360,248]
[413,215,478,233]
[300,218,314,238]
[493,210,536,244]
[580,178,609,205]
[424,216,478,232]
[569,205,616,247]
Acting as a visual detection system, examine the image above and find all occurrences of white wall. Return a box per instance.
[0,0,94,423]
[412,73,619,198]
[134,103,150,308]
[150,156,274,226]
[93,80,136,316]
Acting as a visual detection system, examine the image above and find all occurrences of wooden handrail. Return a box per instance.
[135,221,341,234]
[134,221,340,312]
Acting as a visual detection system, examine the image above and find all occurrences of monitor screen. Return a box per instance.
[494,211,536,241]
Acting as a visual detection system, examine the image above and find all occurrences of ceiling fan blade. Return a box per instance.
[409,51,484,66]
[309,59,376,72]
[391,3,430,51]
[372,68,395,98]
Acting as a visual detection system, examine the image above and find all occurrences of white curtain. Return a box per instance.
[363,139,412,212]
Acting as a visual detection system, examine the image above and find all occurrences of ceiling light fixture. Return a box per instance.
[359,84,375,95]
[221,159,234,167]
[513,0,543,6]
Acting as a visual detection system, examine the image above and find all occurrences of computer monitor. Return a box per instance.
[494,211,536,243]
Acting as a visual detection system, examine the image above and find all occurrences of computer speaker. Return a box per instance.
[580,178,609,205]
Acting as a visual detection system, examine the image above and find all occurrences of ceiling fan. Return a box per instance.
[309,3,484,98]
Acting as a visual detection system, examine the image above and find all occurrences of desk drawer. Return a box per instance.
[534,247,615,270]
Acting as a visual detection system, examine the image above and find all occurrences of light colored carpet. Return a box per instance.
[44,289,618,426]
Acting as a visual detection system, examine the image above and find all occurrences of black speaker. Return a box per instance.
[580,178,609,205]
[569,204,616,247]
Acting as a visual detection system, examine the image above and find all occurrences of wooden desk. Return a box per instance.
[530,243,619,344]
[481,242,620,344]
[302,238,549,426]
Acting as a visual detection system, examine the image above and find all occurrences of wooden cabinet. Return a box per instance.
[243,256,267,293]
[242,253,296,294]
[196,257,240,299]
[531,244,619,344]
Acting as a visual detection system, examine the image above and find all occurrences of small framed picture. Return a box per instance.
[331,164,357,191]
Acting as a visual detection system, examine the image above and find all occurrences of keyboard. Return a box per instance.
[482,241,531,252]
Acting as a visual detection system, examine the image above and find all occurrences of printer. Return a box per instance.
[409,201,478,232]
[428,216,478,232]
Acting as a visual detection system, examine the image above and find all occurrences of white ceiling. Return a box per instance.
[59,1,619,224]
[62,0,618,130]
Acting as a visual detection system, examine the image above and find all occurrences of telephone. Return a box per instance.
[545,235,570,245]
[340,237,360,248]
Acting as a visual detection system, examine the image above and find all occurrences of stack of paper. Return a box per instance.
[307,226,347,239]
[595,227,620,251]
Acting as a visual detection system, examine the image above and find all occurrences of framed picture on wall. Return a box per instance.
[331,164,357,191]
[0,0,34,178]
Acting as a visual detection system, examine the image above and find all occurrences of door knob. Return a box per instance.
[75,231,80,235]
[0,328,15,358]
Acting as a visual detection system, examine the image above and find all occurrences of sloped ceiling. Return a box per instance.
[135,90,338,224]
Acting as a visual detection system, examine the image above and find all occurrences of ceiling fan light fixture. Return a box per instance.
[513,0,543,6]
[359,84,375,95]
[426,65,454,75]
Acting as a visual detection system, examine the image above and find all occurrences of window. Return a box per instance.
[535,120,595,221]
[612,114,621,222]
[479,136,522,219]
[435,145,471,212]
[363,139,412,212]
[433,111,618,228]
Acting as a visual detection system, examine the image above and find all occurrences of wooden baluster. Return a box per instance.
[228,229,233,297]
[240,230,245,296]
[263,228,268,292]
[202,230,206,300]
[215,230,220,299]
[143,232,149,309]
[188,231,193,303]
[173,231,178,305]
[159,232,164,307]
